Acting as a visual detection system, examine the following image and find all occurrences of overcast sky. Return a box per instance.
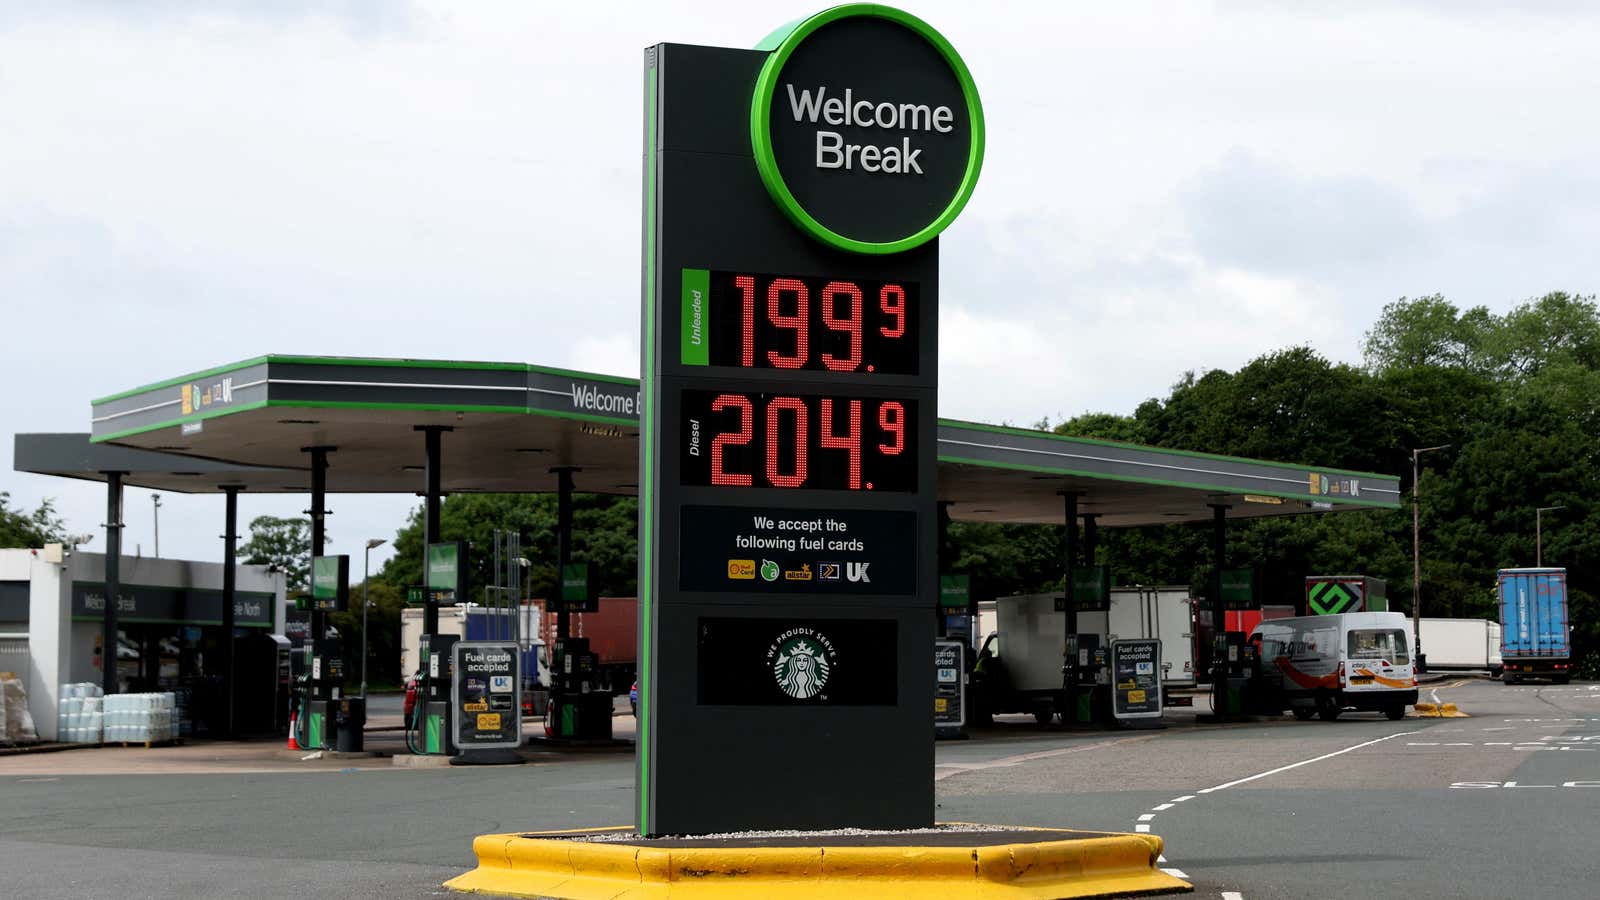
[2,0,1597,572]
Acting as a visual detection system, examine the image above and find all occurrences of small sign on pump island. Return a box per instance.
[639,5,983,835]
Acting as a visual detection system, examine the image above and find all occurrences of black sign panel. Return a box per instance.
[640,5,978,834]
[697,618,896,705]
[680,390,917,493]
[933,640,964,728]
[678,505,916,595]
[452,641,521,749]
[1111,639,1163,720]
[71,583,275,628]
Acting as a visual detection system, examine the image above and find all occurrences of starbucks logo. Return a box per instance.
[767,627,836,700]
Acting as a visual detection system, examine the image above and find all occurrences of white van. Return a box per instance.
[1250,611,1418,721]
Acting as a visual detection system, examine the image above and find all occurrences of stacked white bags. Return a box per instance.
[1,674,39,744]
[103,692,180,744]
[57,682,104,743]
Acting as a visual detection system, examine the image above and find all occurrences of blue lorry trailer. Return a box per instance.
[1497,568,1571,685]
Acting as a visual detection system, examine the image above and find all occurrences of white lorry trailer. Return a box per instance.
[1417,618,1502,675]
[974,588,1195,721]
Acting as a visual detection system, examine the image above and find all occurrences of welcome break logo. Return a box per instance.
[750,5,984,255]
[767,627,836,700]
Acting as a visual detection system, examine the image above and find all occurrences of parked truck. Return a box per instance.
[529,597,637,692]
[1417,618,1502,675]
[1498,568,1571,684]
[972,587,1195,723]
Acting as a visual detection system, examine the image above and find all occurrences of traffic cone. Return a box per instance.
[287,708,301,750]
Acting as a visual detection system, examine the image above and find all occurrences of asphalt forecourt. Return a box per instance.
[3,682,1596,898]
[940,678,1600,899]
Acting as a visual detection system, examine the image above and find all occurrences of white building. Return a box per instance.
[0,547,286,741]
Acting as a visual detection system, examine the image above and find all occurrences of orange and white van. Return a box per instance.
[1251,611,1418,721]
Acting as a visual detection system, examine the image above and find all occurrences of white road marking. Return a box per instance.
[1485,742,1512,746]
[1138,813,1156,822]
[1172,794,1195,802]
[1407,742,1439,746]
[1162,867,1189,878]
[1135,823,1151,832]
[1484,727,1513,732]
[1222,892,1245,900]
[1198,730,1418,794]
[1153,803,1174,811]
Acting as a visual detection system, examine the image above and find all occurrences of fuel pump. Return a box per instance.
[1212,631,1249,717]
[408,633,458,755]
[547,637,612,740]
[288,646,308,747]
[1059,633,1108,724]
[303,634,344,750]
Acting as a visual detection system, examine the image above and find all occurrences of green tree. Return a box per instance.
[380,493,638,602]
[327,578,406,689]
[0,492,67,548]
[238,515,315,591]
[1051,412,1145,443]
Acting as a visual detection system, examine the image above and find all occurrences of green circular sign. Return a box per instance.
[750,4,986,255]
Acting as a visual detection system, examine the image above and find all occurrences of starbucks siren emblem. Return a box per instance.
[768,628,836,699]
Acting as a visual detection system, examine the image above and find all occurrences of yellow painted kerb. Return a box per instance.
[1413,702,1470,718]
[445,824,1192,899]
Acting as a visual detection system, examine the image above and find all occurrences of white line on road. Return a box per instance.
[1138,813,1156,821]
[1197,730,1418,794]
[1161,867,1188,878]
[1135,824,1151,832]
[1222,892,1245,900]
[1172,794,1195,802]
[1153,803,1174,811]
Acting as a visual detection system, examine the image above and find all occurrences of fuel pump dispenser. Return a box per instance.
[1212,631,1249,717]
[304,634,344,750]
[409,633,459,755]
[1059,633,1109,724]
[546,637,612,740]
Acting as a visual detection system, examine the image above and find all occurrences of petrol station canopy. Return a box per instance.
[17,354,1401,526]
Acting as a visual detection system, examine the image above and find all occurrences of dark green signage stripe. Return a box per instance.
[681,268,710,366]
[91,399,271,443]
[937,454,1396,509]
[93,399,638,445]
[638,57,659,834]
[90,356,272,405]
[943,418,1395,482]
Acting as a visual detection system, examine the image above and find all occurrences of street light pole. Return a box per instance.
[152,494,162,558]
[1411,444,1450,670]
[362,538,386,698]
[1535,506,1566,567]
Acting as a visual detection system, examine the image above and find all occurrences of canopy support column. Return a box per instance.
[552,467,580,643]
[1059,491,1080,698]
[220,484,243,738]
[101,471,125,696]
[303,447,333,649]
[415,426,451,636]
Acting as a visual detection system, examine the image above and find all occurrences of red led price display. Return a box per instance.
[699,270,919,375]
[680,390,917,492]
